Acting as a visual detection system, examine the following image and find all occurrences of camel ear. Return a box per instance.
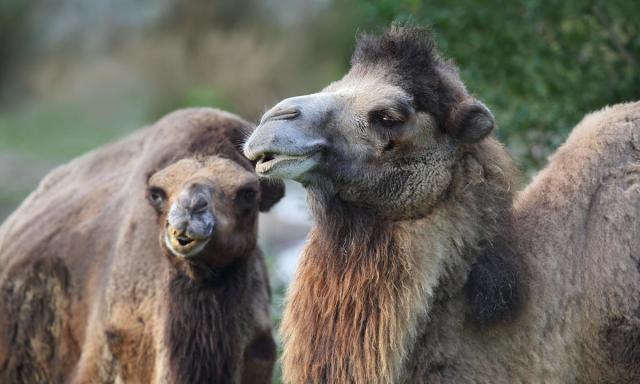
[258,178,285,212]
[446,99,495,144]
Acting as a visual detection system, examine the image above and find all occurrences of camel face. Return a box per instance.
[245,78,457,219]
[245,29,495,219]
[147,156,260,271]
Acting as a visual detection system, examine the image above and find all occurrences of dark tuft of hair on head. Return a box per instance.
[351,25,465,125]
[352,25,437,70]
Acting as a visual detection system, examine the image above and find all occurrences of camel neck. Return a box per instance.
[163,258,248,383]
[282,182,522,383]
[281,204,481,383]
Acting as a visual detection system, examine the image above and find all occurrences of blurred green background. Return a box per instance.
[1,0,638,382]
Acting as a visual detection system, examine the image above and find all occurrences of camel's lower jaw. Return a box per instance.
[255,153,318,180]
[164,231,210,259]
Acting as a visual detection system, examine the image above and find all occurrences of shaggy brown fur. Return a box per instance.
[0,108,283,383]
[282,139,521,383]
[165,265,243,383]
[245,26,640,383]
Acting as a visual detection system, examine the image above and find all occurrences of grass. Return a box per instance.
[0,87,156,221]
[0,91,149,161]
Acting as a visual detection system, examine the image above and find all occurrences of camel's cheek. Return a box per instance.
[201,211,255,266]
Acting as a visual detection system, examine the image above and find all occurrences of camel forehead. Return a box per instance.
[201,157,257,188]
[322,69,411,111]
[149,156,256,192]
[148,158,201,189]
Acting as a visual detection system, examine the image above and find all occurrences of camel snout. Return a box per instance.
[245,94,333,162]
[164,183,216,257]
[167,201,215,241]
[165,215,214,258]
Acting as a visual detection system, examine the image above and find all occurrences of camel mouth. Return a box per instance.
[255,152,319,180]
[176,235,193,246]
[164,227,211,259]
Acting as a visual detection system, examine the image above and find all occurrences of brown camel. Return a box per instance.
[244,26,640,383]
[0,108,284,383]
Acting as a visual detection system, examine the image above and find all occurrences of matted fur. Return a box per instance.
[0,108,281,383]
[165,266,243,383]
[282,209,406,383]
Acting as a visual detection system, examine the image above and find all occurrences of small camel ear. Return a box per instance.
[446,99,495,144]
[258,178,285,212]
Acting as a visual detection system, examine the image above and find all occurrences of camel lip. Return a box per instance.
[254,152,319,178]
[164,228,211,259]
[176,235,193,246]
[256,152,311,170]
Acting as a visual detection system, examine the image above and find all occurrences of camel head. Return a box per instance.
[244,27,497,219]
[146,155,281,277]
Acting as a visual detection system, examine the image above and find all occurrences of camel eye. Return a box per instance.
[236,188,257,205]
[147,187,166,209]
[235,187,258,215]
[369,110,403,128]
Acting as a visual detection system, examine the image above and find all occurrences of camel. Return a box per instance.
[0,108,285,383]
[244,26,640,383]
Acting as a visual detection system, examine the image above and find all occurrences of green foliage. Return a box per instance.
[0,0,30,87]
[348,0,640,172]
[0,92,148,160]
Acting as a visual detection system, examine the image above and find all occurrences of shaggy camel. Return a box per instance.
[245,27,640,383]
[0,108,284,383]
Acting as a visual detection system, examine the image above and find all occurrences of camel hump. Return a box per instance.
[515,101,640,377]
[516,101,640,215]
[559,101,640,149]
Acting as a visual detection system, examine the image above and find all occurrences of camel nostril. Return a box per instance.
[263,107,300,123]
[261,153,275,163]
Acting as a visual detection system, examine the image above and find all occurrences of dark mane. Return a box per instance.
[464,226,527,326]
[352,26,464,125]
[164,259,248,383]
